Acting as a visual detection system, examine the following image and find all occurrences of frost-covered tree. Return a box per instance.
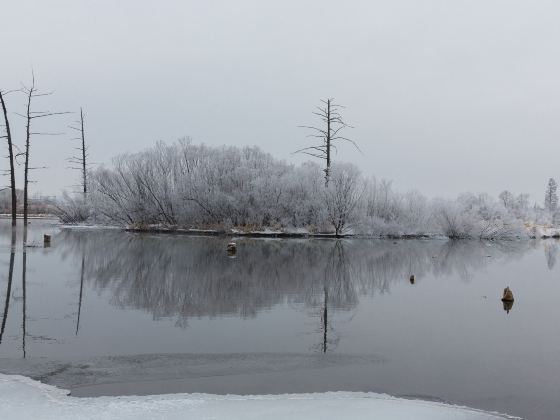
[544,178,558,213]
[499,190,514,209]
[323,163,364,236]
[85,140,329,230]
[56,139,535,239]
[20,73,69,225]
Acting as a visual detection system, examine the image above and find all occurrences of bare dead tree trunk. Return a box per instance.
[20,73,69,228]
[23,78,34,227]
[294,98,359,186]
[0,229,16,345]
[0,91,17,226]
[69,107,89,197]
[81,108,87,195]
[325,99,331,185]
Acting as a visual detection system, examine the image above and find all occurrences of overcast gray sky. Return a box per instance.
[2,0,560,202]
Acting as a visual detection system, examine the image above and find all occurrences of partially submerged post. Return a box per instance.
[501,287,514,314]
[501,287,514,302]
[43,234,51,247]
[227,242,237,256]
[409,275,415,285]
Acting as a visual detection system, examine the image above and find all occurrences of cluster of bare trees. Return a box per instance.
[0,75,89,228]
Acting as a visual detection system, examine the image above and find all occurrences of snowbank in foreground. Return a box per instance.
[0,375,517,420]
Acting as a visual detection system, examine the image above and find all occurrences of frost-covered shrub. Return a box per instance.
[54,192,90,224]
[323,163,364,235]
[433,195,527,239]
[434,200,477,239]
[360,177,436,236]
[83,139,331,230]
[56,138,538,239]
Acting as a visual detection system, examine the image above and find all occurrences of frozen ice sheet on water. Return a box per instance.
[0,374,518,420]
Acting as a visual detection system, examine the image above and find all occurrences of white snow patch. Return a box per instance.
[284,227,311,234]
[0,374,518,420]
[59,224,122,230]
[524,223,560,238]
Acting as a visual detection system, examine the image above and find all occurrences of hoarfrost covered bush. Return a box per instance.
[433,194,528,239]
[54,192,90,224]
[88,139,328,231]
[362,178,435,236]
[323,163,364,235]
[62,138,538,238]
[434,200,477,239]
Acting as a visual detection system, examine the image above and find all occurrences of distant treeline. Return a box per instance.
[0,189,52,215]
[56,139,555,239]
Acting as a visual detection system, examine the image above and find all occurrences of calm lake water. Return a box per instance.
[0,219,559,419]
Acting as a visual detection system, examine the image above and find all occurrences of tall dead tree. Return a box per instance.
[0,229,16,346]
[18,73,68,227]
[295,98,360,186]
[68,108,89,197]
[0,90,17,226]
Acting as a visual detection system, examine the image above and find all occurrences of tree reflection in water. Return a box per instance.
[75,252,85,336]
[544,241,558,270]
[0,226,540,356]
[22,228,27,358]
[53,231,531,326]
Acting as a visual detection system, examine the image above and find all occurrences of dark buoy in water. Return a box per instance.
[43,234,51,247]
[227,242,237,256]
[501,287,514,302]
[409,275,415,284]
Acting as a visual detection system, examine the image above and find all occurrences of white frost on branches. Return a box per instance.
[55,139,547,239]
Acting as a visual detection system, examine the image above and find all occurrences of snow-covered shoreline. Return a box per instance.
[59,222,560,240]
[0,374,518,420]
[11,214,555,240]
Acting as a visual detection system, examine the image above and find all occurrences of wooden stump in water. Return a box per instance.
[227,242,237,255]
[501,287,514,302]
[43,234,51,247]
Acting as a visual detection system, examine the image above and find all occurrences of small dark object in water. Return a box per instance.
[501,287,514,302]
[503,299,514,314]
[44,234,51,247]
[227,242,237,255]
[409,275,415,284]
